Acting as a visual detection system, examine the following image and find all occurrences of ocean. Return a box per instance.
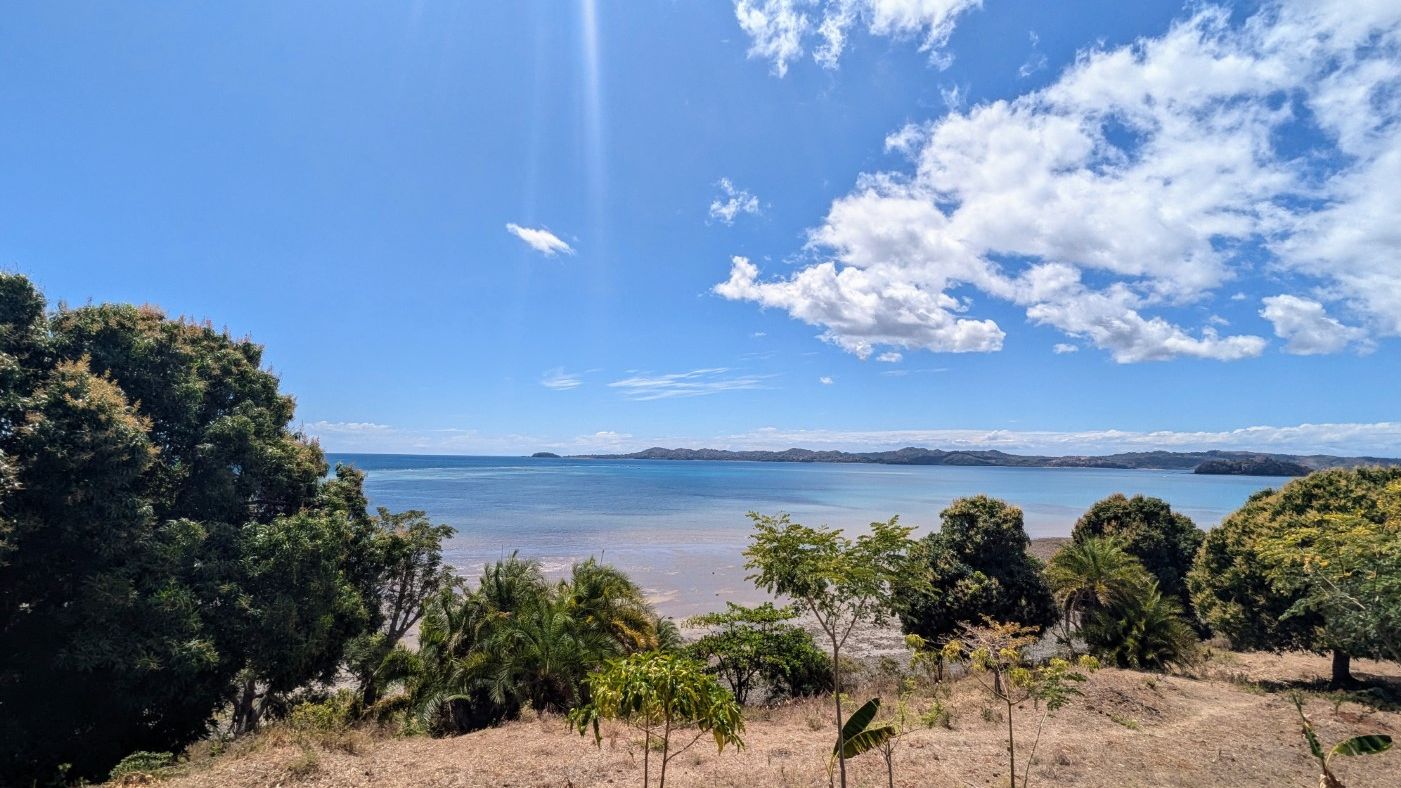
[328,453,1275,616]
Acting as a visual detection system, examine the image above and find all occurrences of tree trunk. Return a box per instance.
[1330,649,1353,689]
[1006,698,1016,788]
[831,636,847,788]
[643,726,651,788]
[659,712,673,788]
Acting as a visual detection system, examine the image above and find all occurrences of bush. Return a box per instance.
[107,751,178,783]
[686,603,833,705]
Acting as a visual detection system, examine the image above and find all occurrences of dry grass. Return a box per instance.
[142,650,1400,787]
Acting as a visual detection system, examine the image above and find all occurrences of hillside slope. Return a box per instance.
[150,651,1399,787]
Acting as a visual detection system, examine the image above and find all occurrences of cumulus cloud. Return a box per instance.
[608,368,773,400]
[876,351,903,362]
[506,223,574,256]
[819,375,835,384]
[735,0,983,74]
[716,1,1401,362]
[708,178,762,224]
[1259,295,1370,355]
[1052,343,1078,354]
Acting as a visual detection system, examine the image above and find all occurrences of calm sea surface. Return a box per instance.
[328,454,1276,616]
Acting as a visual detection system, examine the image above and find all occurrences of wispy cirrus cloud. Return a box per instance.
[506,223,574,256]
[541,368,584,390]
[608,368,773,401]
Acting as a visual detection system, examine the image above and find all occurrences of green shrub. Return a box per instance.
[107,751,177,782]
[288,690,358,734]
[686,603,833,705]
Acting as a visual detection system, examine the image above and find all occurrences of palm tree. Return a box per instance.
[1045,537,1150,652]
[562,558,659,652]
[1081,578,1198,669]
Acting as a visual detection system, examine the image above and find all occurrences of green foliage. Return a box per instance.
[346,508,455,708]
[1045,536,1152,649]
[0,275,384,782]
[1189,468,1401,684]
[409,554,661,735]
[1293,694,1393,788]
[287,690,359,735]
[744,512,912,788]
[107,751,178,782]
[571,651,744,788]
[1080,578,1199,670]
[1072,494,1204,611]
[897,496,1057,645]
[832,697,896,759]
[685,602,833,705]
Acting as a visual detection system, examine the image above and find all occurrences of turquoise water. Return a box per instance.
[329,454,1274,615]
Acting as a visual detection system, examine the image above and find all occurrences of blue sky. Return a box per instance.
[4,1,1400,456]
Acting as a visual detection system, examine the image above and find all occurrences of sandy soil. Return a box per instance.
[145,650,1400,788]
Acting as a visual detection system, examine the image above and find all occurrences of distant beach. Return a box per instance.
[332,453,1273,618]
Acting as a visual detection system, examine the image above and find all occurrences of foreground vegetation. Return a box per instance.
[2,274,1398,786]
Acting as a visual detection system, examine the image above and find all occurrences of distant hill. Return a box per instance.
[574,446,1401,475]
[530,451,561,458]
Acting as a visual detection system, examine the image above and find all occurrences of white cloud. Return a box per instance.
[1260,295,1370,355]
[717,1,1401,362]
[819,375,835,384]
[876,351,903,362]
[541,368,584,390]
[302,420,393,434]
[708,178,762,224]
[1052,343,1078,354]
[505,223,574,256]
[736,0,983,74]
[608,368,773,400]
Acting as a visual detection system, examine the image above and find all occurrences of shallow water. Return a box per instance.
[330,454,1275,616]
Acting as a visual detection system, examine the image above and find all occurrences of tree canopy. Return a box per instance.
[0,274,397,781]
[896,496,1056,645]
[1071,494,1204,611]
[1188,467,1401,686]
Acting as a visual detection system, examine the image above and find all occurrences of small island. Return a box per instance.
[1193,458,1311,476]
[530,451,561,458]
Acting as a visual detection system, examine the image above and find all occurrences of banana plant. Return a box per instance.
[829,698,898,777]
[1293,694,1392,788]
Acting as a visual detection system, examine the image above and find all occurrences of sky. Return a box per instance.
[4,0,1401,457]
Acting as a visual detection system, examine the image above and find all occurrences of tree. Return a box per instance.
[0,275,377,781]
[1257,478,1401,665]
[685,602,832,705]
[1189,468,1401,687]
[1072,494,1204,611]
[744,513,912,788]
[347,507,454,708]
[571,651,744,788]
[897,496,1056,646]
[939,621,1098,788]
[1045,536,1151,652]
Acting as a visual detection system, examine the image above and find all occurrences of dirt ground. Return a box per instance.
[145,649,1399,788]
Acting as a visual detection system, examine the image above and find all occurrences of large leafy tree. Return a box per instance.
[1071,494,1204,611]
[1189,467,1401,687]
[0,275,378,781]
[685,602,832,705]
[897,496,1056,646]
